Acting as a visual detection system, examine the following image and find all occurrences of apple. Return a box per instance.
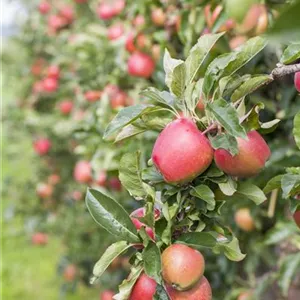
[108,177,122,191]
[43,77,58,92]
[110,90,127,109]
[225,0,259,23]
[33,138,51,155]
[235,208,255,232]
[38,1,51,14]
[95,171,107,187]
[129,273,157,300]
[100,290,114,300]
[73,160,92,183]
[59,6,75,24]
[162,243,205,291]
[107,23,124,40]
[151,8,166,26]
[36,183,53,198]
[58,100,73,115]
[127,52,155,78]
[84,90,102,102]
[214,130,271,177]
[294,72,300,92]
[48,174,61,185]
[64,264,77,282]
[166,276,212,300]
[125,32,136,53]
[32,232,48,245]
[293,210,300,228]
[132,15,145,27]
[238,291,254,300]
[152,118,213,184]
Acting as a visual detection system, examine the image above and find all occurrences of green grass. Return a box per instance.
[1,62,99,300]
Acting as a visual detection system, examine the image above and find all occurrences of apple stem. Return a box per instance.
[202,123,218,135]
[271,63,300,79]
[268,189,279,218]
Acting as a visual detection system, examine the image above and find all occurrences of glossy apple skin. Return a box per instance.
[130,207,160,247]
[34,138,51,155]
[129,273,157,300]
[127,52,155,78]
[162,244,205,291]
[235,208,255,232]
[152,118,213,184]
[59,100,73,115]
[167,276,212,300]
[295,72,300,92]
[293,210,300,228]
[100,290,114,300]
[214,130,270,178]
[73,160,92,183]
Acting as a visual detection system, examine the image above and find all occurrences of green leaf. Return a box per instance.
[209,133,238,156]
[170,62,186,98]
[163,49,184,90]
[280,43,300,64]
[263,175,283,194]
[114,264,143,300]
[91,241,132,283]
[190,185,216,211]
[85,189,139,243]
[231,75,272,102]
[104,104,157,140]
[154,285,170,300]
[142,166,164,184]
[143,242,162,283]
[119,152,145,199]
[214,235,246,262]
[185,32,225,84]
[176,232,218,249]
[237,182,266,205]
[278,253,300,297]
[204,36,267,96]
[115,125,146,142]
[140,87,176,110]
[207,98,247,138]
[293,112,300,150]
[281,173,300,198]
[218,177,237,196]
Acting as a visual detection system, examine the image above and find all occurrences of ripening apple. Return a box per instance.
[130,207,160,248]
[151,7,166,26]
[100,290,114,300]
[36,183,53,198]
[95,171,107,187]
[235,208,255,232]
[238,291,254,300]
[104,84,119,98]
[110,90,127,109]
[152,118,213,184]
[31,58,45,76]
[47,14,66,31]
[197,97,205,111]
[162,244,205,291]
[48,174,61,185]
[33,81,44,93]
[43,77,58,92]
[129,273,157,300]
[38,1,51,14]
[108,177,122,191]
[294,72,300,92]
[225,0,259,23]
[127,52,155,78]
[214,130,270,177]
[293,210,300,228]
[58,6,75,24]
[73,160,92,183]
[32,232,48,245]
[166,276,212,300]
[107,23,124,40]
[72,190,83,201]
[97,0,125,20]
[151,44,161,61]
[84,90,102,102]
[33,138,51,155]
[58,100,73,115]
[64,264,77,282]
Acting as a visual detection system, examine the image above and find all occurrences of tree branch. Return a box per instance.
[271,63,300,79]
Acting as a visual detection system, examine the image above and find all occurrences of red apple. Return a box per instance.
[47,14,66,31]
[166,276,212,300]
[36,183,53,198]
[33,138,51,155]
[59,6,75,23]
[38,1,51,14]
[33,81,44,94]
[100,290,114,300]
[72,190,83,201]
[95,171,107,187]
[214,130,271,177]
[73,160,92,183]
[97,0,125,20]
[58,100,73,115]
[107,23,124,40]
[294,72,300,92]
[235,208,255,232]
[32,232,48,245]
[48,174,61,185]
[238,291,254,300]
[43,77,58,92]
[132,15,145,27]
[129,273,157,300]
[63,264,77,282]
[31,58,45,76]
[152,118,213,184]
[162,244,205,291]
[127,52,155,78]
[151,8,166,26]
[84,90,102,102]
[108,177,122,191]
[125,32,136,53]
[110,90,127,109]
[293,210,300,228]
